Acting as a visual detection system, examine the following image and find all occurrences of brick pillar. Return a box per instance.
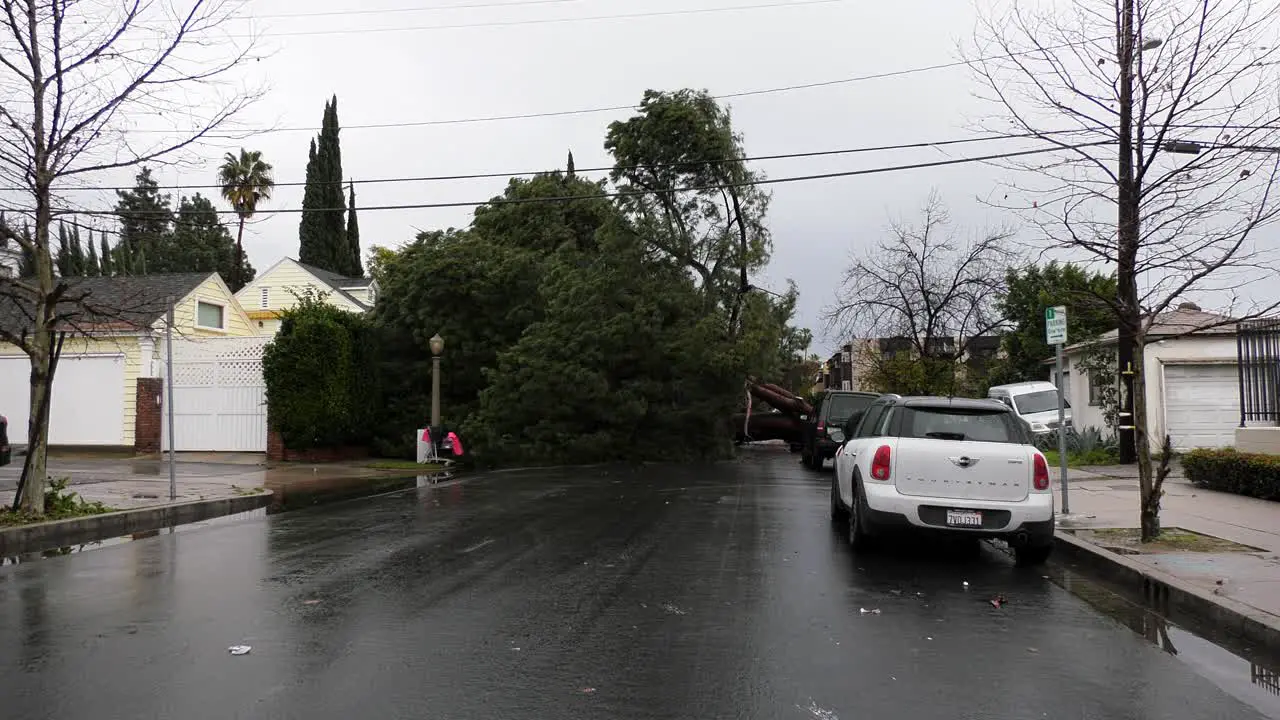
[134,378,164,454]
[267,427,285,461]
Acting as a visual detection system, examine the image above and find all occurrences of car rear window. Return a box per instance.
[900,407,1022,444]
[824,394,877,423]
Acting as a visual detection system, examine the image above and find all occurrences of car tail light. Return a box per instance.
[869,445,892,481]
[1033,453,1050,490]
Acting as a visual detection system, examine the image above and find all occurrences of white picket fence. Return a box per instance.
[161,336,270,453]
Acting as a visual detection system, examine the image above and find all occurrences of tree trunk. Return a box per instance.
[233,216,246,291]
[1132,338,1161,541]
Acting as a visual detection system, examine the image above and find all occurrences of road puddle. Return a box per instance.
[1046,565,1280,718]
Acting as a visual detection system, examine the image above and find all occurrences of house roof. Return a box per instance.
[1061,303,1238,355]
[294,261,372,309]
[0,273,210,337]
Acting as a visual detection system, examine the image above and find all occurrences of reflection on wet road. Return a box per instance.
[0,449,1274,719]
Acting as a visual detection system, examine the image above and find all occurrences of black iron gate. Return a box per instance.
[1236,318,1280,425]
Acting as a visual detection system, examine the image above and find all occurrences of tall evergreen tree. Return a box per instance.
[86,232,100,276]
[70,227,86,275]
[170,193,254,289]
[566,150,575,178]
[55,222,72,276]
[298,95,347,273]
[19,224,36,278]
[99,234,113,276]
[346,182,362,277]
[115,167,173,267]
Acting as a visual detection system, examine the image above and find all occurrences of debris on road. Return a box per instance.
[660,603,688,616]
[228,645,251,656]
[799,699,839,719]
[990,594,1007,609]
[859,607,881,615]
[962,581,969,588]
[580,687,596,694]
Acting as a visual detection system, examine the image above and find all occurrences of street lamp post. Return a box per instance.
[429,333,444,452]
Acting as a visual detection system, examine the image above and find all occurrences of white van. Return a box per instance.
[987,381,1072,435]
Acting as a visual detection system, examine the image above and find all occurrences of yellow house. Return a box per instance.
[0,272,257,450]
[235,258,376,335]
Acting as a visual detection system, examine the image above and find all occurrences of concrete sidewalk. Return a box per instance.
[0,454,442,510]
[1058,466,1280,625]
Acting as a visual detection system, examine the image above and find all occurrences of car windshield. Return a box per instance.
[1013,389,1069,414]
[825,394,876,424]
[901,407,1020,444]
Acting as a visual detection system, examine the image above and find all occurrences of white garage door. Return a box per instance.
[0,354,126,445]
[1164,363,1240,450]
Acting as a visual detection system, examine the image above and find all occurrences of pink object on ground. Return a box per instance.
[447,432,464,456]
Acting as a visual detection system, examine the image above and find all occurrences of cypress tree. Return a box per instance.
[56,222,72,276]
[19,224,36,278]
[566,150,576,178]
[70,226,86,275]
[298,95,347,273]
[346,182,362,277]
[86,232,101,276]
[99,234,113,276]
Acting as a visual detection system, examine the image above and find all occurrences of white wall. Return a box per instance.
[1062,335,1239,445]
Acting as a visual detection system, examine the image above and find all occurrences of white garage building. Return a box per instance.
[1055,302,1248,451]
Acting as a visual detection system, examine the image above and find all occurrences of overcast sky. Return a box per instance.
[22,0,1280,356]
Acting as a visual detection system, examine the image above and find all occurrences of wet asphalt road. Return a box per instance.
[0,449,1270,719]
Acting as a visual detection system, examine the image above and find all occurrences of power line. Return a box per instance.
[124,39,1107,136]
[238,0,847,38]
[49,140,1115,218]
[15,130,1091,193]
[248,0,589,20]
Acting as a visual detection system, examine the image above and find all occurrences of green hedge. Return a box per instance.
[262,297,379,450]
[1182,448,1280,501]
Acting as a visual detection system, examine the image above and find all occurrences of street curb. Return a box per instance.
[1052,530,1280,654]
[0,492,273,558]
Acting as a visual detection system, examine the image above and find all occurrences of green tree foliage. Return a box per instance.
[262,292,377,449]
[218,148,274,290]
[98,234,112,276]
[269,90,810,465]
[989,262,1118,387]
[85,235,100,277]
[346,182,362,277]
[114,168,173,272]
[169,194,254,288]
[298,96,352,275]
[605,89,771,335]
[467,223,743,464]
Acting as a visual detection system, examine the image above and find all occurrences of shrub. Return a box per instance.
[1182,448,1280,501]
[263,294,377,450]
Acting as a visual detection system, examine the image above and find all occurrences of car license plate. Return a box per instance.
[946,509,983,527]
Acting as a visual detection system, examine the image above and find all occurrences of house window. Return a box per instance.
[260,287,270,309]
[197,301,224,329]
[1089,370,1109,406]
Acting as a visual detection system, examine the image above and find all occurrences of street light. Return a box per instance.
[429,334,444,435]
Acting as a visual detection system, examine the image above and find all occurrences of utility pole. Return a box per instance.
[1115,0,1140,464]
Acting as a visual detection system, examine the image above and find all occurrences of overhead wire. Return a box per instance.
[4,130,1096,193]
[44,140,1118,219]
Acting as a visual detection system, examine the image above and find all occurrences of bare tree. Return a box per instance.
[825,191,1014,394]
[0,0,258,514]
[969,0,1280,540]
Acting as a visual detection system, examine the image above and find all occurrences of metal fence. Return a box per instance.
[1237,318,1280,426]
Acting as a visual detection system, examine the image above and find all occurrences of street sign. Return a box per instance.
[1045,306,1068,345]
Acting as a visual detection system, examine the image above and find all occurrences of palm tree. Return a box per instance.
[218,149,274,290]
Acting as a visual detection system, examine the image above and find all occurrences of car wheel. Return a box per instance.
[1014,542,1053,567]
[847,481,874,553]
[830,475,848,524]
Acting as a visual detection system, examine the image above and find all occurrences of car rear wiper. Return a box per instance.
[924,431,966,441]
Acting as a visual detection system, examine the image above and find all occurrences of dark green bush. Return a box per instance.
[263,295,377,450]
[1182,448,1280,501]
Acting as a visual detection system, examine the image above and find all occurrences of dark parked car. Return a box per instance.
[1,414,10,467]
[800,390,881,470]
